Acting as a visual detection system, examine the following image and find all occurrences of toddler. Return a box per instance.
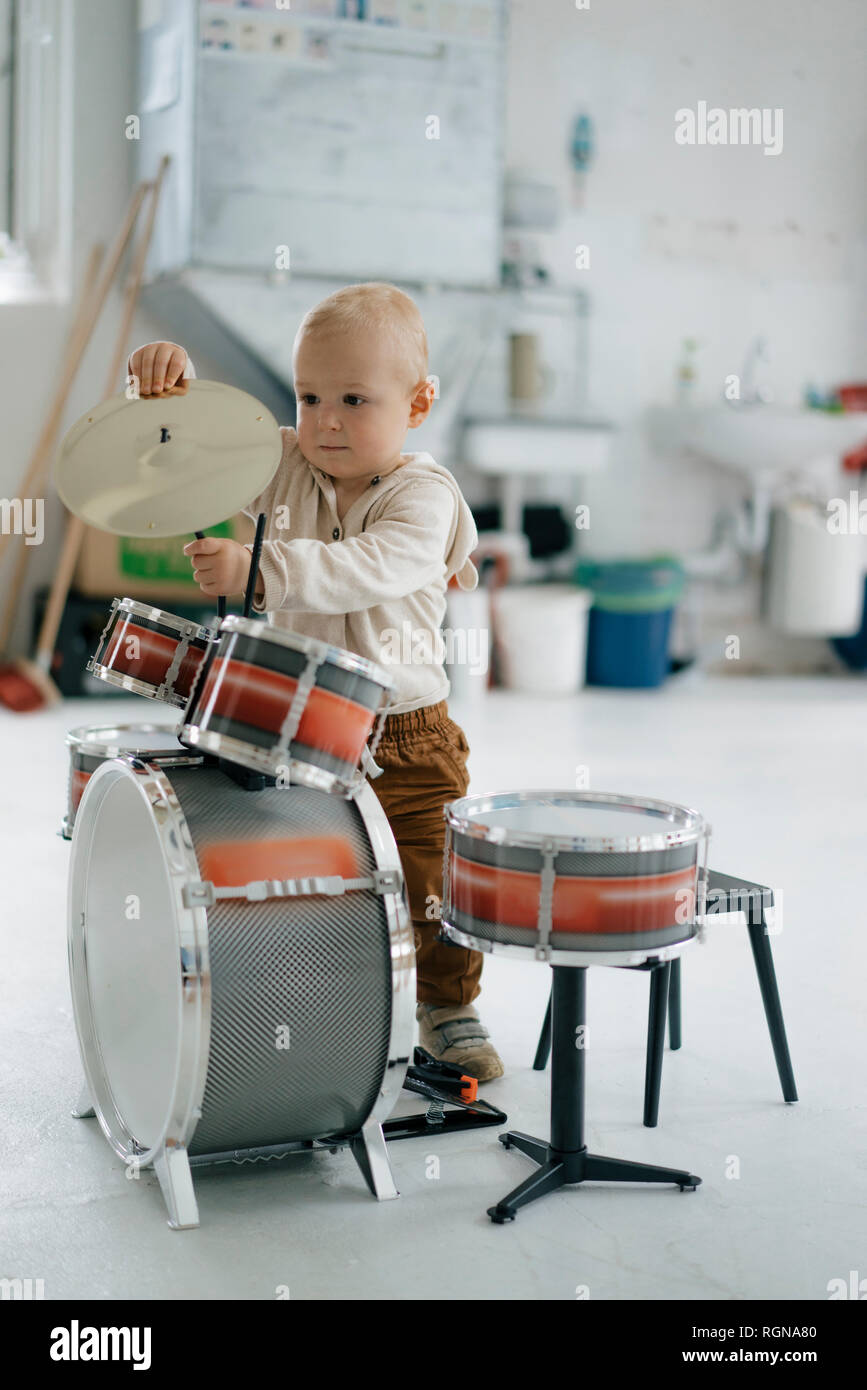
[128,282,503,1082]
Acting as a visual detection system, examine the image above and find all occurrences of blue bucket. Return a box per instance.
[831,574,867,670]
[575,557,684,688]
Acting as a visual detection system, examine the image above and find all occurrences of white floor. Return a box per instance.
[1,672,864,1301]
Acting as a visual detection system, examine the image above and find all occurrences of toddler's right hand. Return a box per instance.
[128,341,190,397]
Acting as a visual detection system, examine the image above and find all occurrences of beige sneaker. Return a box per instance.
[416,1003,505,1083]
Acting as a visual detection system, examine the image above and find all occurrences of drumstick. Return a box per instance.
[194,530,227,619]
[243,513,267,618]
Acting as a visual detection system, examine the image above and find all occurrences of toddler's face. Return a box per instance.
[294,328,432,483]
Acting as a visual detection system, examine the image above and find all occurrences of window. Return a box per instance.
[0,0,72,304]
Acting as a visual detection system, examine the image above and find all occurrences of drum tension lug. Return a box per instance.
[182,881,216,909]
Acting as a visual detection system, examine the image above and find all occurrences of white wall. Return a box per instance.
[2,0,865,656]
[502,0,867,561]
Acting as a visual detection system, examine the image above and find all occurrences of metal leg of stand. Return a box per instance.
[668,955,682,1051]
[705,869,797,1103]
[154,1146,200,1230]
[748,914,798,1103]
[349,1117,399,1201]
[488,966,700,1223]
[532,987,553,1071]
[71,1082,95,1120]
[644,962,670,1128]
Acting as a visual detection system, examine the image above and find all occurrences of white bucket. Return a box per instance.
[492,584,593,694]
[764,498,864,636]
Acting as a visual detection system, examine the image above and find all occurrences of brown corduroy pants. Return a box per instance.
[368,699,482,1007]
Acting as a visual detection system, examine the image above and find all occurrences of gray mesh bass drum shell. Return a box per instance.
[67,758,415,1167]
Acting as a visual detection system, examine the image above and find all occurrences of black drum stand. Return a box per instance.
[488,964,700,1223]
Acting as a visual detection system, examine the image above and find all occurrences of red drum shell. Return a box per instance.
[449,852,696,936]
[197,657,376,767]
[103,621,207,698]
[179,619,395,792]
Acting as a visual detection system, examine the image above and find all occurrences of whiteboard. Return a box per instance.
[193,2,506,287]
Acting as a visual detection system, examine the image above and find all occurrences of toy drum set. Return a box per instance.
[64,592,406,1227]
[55,377,416,1227]
[56,375,715,1229]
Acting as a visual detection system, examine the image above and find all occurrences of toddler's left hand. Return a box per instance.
[182,536,253,598]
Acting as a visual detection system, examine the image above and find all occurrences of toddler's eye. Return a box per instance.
[300,394,318,405]
[344,395,364,406]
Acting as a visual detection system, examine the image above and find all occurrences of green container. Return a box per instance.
[574,555,685,612]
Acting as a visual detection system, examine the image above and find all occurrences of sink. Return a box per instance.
[461,414,612,475]
[655,404,867,485]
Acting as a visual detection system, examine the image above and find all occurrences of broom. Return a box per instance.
[0,156,171,711]
[0,184,151,710]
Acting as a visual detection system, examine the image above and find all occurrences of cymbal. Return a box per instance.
[56,379,283,537]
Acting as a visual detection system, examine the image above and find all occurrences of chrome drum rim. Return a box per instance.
[445,789,706,853]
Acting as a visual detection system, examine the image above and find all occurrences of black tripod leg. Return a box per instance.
[583,1152,700,1189]
[500,1131,549,1164]
[668,954,682,1051]
[488,1159,568,1223]
[643,961,670,1128]
[533,984,553,1071]
[748,915,798,1102]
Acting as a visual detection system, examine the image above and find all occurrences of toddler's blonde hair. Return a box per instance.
[294,282,429,393]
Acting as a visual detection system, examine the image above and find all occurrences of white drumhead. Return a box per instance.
[69,762,189,1153]
[468,802,672,838]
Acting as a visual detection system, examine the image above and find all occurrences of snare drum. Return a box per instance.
[178,616,394,795]
[442,791,709,965]
[68,758,414,1227]
[61,723,203,839]
[88,597,217,708]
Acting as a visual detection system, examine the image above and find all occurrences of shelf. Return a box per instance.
[198,3,499,54]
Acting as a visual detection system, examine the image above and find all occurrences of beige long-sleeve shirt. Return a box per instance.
[128,346,480,713]
[240,426,480,713]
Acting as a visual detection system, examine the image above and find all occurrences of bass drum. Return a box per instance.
[67,758,415,1228]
